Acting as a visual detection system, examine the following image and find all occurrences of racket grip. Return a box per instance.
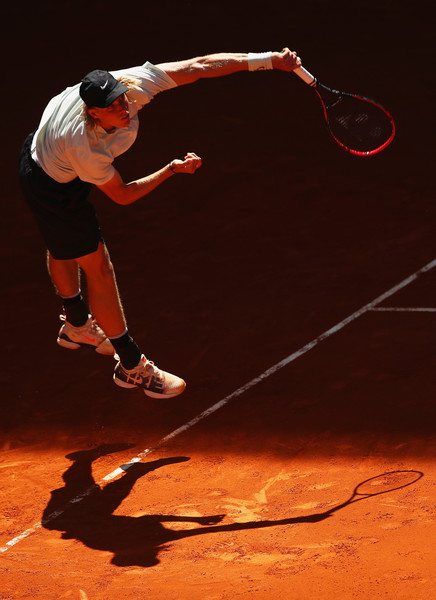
[293,66,317,86]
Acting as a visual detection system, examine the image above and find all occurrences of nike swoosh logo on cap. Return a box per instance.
[100,80,109,90]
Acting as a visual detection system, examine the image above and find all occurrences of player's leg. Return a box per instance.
[76,242,186,398]
[74,242,126,338]
[47,251,89,326]
[48,250,114,355]
[46,252,81,298]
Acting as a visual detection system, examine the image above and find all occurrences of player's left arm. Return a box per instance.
[157,48,301,86]
[96,153,202,206]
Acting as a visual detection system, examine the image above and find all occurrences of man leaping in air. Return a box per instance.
[19,48,301,399]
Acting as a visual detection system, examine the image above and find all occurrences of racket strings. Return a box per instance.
[354,471,423,497]
[327,95,394,153]
[314,83,395,155]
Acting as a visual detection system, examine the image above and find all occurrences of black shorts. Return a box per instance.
[18,132,104,260]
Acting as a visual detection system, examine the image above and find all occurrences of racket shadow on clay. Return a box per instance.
[41,453,423,568]
[181,469,424,534]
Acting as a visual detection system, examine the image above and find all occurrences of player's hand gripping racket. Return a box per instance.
[294,65,395,156]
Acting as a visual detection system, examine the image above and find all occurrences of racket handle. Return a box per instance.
[293,66,317,86]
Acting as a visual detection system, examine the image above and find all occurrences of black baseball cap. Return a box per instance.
[79,70,128,108]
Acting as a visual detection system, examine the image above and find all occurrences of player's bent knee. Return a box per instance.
[77,245,115,281]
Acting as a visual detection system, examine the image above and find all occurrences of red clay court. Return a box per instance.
[1,1,435,598]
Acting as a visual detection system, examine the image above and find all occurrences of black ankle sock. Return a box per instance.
[61,293,89,327]
[109,332,142,370]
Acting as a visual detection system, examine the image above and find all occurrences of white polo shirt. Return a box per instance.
[31,62,177,185]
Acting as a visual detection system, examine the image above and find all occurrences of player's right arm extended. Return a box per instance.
[157,49,301,86]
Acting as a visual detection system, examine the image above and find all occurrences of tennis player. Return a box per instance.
[18,48,301,399]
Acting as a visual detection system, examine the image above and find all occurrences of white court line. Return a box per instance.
[1,257,435,553]
[370,307,436,312]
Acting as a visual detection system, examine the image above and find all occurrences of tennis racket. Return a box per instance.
[294,65,395,156]
[327,470,423,514]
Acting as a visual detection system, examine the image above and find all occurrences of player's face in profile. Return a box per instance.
[88,93,130,131]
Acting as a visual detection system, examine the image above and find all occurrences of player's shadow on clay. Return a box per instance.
[41,445,423,568]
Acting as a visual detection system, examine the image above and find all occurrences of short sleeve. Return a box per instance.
[110,62,178,109]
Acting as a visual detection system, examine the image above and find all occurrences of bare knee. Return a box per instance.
[95,252,115,282]
[77,244,116,283]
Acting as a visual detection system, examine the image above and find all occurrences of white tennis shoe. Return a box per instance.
[113,354,186,398]
[57,314,114,355]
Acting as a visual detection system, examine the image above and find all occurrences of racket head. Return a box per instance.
[315,82,396,156]
[352,470,423,499]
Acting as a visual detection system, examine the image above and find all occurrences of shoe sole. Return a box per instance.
[113,374,186,399]
[57,337,114,355]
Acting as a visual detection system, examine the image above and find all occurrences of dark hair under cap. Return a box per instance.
[79,70,128,108]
